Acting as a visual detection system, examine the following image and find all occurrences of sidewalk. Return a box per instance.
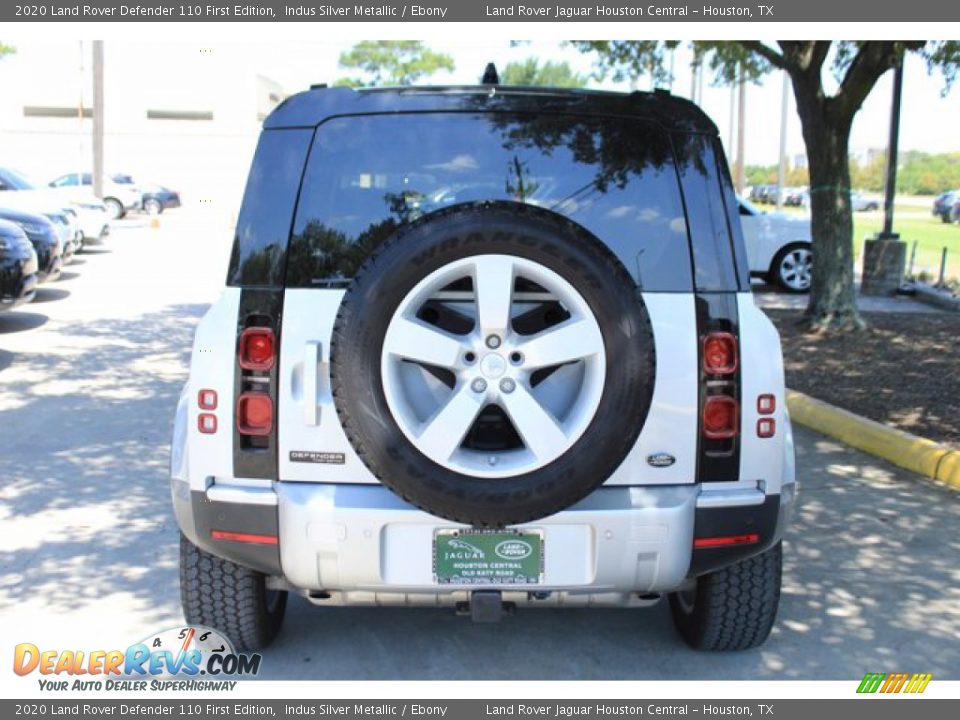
[753,284,947,314]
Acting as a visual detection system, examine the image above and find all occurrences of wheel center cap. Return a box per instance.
[480,353,507,379]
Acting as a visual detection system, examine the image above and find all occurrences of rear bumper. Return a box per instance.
[172,477,792,600]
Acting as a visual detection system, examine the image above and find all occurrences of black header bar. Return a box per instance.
[4,1,959,22]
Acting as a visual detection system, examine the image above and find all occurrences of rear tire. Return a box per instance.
[669,542,782,651]
[104,197,125,220]
[179,534,287,651]
[769,243,812,293]
[330,202,656,527]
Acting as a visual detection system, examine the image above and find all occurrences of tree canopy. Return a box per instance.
[574,41,959,331]
[334,41,454,88]
[500,58,588,88]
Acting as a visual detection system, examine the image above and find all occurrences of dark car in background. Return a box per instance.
[0,207,63,283]
[933,189,959,223]
[111,174,182,215]
[139,184,182,215]
[0,219,39,311]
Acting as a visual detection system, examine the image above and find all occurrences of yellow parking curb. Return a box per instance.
[786,389,960,490]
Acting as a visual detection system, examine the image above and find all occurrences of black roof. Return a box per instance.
[264,86,718,135]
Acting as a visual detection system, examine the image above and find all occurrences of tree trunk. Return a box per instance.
[792,86,865,332]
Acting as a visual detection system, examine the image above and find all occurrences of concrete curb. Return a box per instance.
[786,389,960,490]
[911,283,960,312]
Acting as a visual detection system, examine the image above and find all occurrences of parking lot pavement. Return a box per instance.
[1,215,958,680]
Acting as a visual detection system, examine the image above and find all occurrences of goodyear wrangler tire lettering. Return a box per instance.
[329,202,656,527]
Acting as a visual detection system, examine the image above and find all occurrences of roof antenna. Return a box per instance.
[482,63,499,85]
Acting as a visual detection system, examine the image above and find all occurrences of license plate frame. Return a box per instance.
[433,528,544,585]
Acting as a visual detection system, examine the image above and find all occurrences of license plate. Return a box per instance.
[434,529,543,585]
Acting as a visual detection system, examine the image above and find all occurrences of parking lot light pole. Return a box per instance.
[776,71,788,211]
[879,57,904,240]
[861,55,906,295]
[92,40,104,200]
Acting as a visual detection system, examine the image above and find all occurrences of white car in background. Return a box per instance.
[0,166,110,247]
[48,172,141,220]
[0,166,111,245]
[738,197,813,293]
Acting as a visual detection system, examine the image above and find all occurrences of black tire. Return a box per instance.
[104,197,125,220]
[669,542,782,651]
[179,534,287,651]
[768,242,813,294]
[330,201,655,527]
[144,198,163,215]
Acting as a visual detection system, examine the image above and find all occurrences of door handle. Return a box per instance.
[304,341,322,425]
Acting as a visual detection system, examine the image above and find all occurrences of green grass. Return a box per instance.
[854,215,960,282]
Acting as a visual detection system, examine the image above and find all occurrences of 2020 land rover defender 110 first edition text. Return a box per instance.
[171,84,796,653]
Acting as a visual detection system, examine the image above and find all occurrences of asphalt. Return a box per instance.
[1,211,958,682]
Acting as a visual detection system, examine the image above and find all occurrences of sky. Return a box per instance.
[3,39,958,169]
[250,39,960,167]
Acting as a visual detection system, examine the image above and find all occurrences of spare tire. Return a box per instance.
[330,202,655,526]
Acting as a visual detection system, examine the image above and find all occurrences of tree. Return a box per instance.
[574,41,959,332]
[0,42,14,59]
[334,41,454,88]
[500,58,588,88]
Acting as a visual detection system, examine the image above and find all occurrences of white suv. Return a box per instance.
[171,84,796,653]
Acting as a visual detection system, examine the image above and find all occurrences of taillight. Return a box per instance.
[239,327,275,371]
[702,332,737,375]
[703,395,738,439]
[237,392,273,436]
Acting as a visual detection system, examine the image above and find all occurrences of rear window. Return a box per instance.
[287,112,694,292]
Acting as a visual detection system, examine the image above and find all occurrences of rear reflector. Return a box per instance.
[237,392,273,436]
[703,395,738,439]
[757,418,776,438]
[211,530,278,545]
[239,327,275,371]
[198,413,217,434]
[757,394,776,414]
[198,389,218,410]
[702,332,738,375]
[694,533,759,549]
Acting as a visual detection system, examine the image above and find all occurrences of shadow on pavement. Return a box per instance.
[0,302,207,631]
[30,287,71,304]
[0,311,48,334]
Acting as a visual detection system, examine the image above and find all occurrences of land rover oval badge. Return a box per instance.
[647,453,676,468]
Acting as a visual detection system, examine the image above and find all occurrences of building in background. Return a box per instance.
[0,42,286,216]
